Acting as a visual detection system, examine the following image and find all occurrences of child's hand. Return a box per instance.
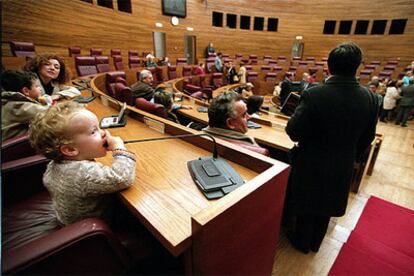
[104,130,125,151]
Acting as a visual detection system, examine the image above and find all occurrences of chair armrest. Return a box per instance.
[1,134,37,162]
[2,154,49,206]
[3,218,131,275]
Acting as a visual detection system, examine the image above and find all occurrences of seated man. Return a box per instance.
[204,91,269,156]
[131,69,155,101]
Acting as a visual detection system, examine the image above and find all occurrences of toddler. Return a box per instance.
[1,70,48,141]
[28,101,136,225]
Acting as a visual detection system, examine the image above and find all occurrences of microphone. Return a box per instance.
[123,133,244,199]
[72,81,96,103]
[124,133,218,159]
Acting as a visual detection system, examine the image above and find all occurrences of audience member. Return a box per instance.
[214,52,223,72]
[279,72,295,105]
[285,42,379,254]
[237,61,247,84]
[153,90,180,124]
[1,70,49,141]
[205,42,216,58]
[246,95,264,118]
[380,80,400,122]
[145,55,157,68]
[402,71,413,87]
[131,69,155,101]
[159,57,171,66]
[395,79,414,127]
[204,90,268,155]
[226,61,238,84]
[28,101,136,226]
[193,62,206,76]
[24,53,80,100]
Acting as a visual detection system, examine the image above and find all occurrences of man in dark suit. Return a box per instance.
[279,72,295,106]
[395,79,414,127]
[284,42,379,254]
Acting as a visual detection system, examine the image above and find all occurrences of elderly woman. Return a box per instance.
[24,53,80,100]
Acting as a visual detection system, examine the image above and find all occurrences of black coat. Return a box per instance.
[285,76,379,217]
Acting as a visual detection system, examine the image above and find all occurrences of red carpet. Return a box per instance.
[329,196,414,275]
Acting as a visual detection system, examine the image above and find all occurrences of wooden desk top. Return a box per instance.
[85,78,290,258]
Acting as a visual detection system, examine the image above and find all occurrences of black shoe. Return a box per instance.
[286,232,310,254]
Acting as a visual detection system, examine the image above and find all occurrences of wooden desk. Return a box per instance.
[88,74,291,274]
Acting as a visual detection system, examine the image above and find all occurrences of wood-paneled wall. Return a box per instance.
[2,0,414,64]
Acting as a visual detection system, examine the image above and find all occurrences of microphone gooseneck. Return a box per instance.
[72,81,96,94]
[124,133,218,159]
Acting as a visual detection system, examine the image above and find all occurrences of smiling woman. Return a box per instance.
[23,53,80,100]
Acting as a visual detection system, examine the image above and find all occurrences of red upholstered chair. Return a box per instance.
[9,41,36,58]
[223,57,232,63]
[146,67,160,87]
[298,61,308,68]
[105,71,127,97]
[306,57,315,62]
[135,98,168,119]
[114,82,133,105]
[241,58,249,64]
[364,64,376,70]
[261,66,271,73]
[222,53,230,59]
[277,56,287,62]
[68,46,81,57]
[208,53,216,58]
[128,50,139,57]
[265,72,278,82]
[176,58,187,66]
[247,71,259,83]
[96,56,110,73]
[314,62,325,68]
[359,69,374,82]
[212,73,223,89]
[386,60,399,66]
[110,49,121,57]
[155,66,164,84]
[245,65,253,72]
[168,65,177,80]
[321,57,328,62]
[235,53,243,61]
[249,55,258,65]
[268,60,278,66]
[370,60,381,67]
[90,48,103,56]
[75,56,98,76]
[182,66,192,77]
[379,70,393,80]
[129,56,141,68]
[288,66,297,73]
[273,66,283,73]
[384,65,397,71]
[113,55,124,70]
[263,55,272,62]
[1,156,141,275]
[1,134,37,163]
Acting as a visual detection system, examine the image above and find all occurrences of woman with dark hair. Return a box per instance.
[24,53,80,100]
[246,95,264,118]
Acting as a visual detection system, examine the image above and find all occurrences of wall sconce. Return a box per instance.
[186,27,194,31]
[295,35,303,40]
[155,22,163,28]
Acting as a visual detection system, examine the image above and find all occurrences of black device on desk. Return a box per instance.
[100,102,128,129]
[72,81,96,103]
[124,133,245,199]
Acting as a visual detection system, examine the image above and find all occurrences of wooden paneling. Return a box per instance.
[2,0,414,65]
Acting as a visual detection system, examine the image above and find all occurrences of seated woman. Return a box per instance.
[246,95,264,118]
[153,90,180,124]
[24,53,80,101]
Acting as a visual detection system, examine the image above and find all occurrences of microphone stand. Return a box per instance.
[72,81,96,103]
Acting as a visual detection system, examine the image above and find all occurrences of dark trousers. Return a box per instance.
[395,106,413,125]
[290,214,331,253]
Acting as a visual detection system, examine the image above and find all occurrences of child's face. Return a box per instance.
[39,58,61,81]
[24,79,42,99]
[67,110,108,160]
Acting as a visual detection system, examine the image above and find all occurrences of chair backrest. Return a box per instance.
[110,49,121,57]
[263,55,272,61]
[212,72,223,88]
[114,82,133,105]
[106,71,127,97]
[206,57,216,72]
[128,50,139,57]
[95,56,110,73]
[245,65,253,72]
[273,66,283,72]
[1,134,37,163]
[247,71,259,83]
[314,62,325,68]
[387,60,399,66]
[90,48,103,56]
[222,53,230,59]
[182,66,192,77]
[384,65,397,71]
[235,53,243,60]
[113,55,124,70]
[68,46,81,57]
[135,98,168,119]
[306,57,316,62]
[268,60,278,65]
[277,56,287,61]
[176,58,187,66]
[208,53,216,58]
[364,64,376,70]
[128,56,141,68]
[292,56,302,61]
[10,41,36,57]
[265,72,277,82]
[249,54,258,60]
[261,66,271,73]
[75,56,98,76]
[168,65,177,80]
[379,70,393,80]
[370,60,381,66]
[155,66,164,84]
[298,61,308,68]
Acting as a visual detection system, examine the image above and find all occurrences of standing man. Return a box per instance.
[395,79,414,127]
[284,42,379,254]
[214,52,223,72]
[205,42,216,58]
